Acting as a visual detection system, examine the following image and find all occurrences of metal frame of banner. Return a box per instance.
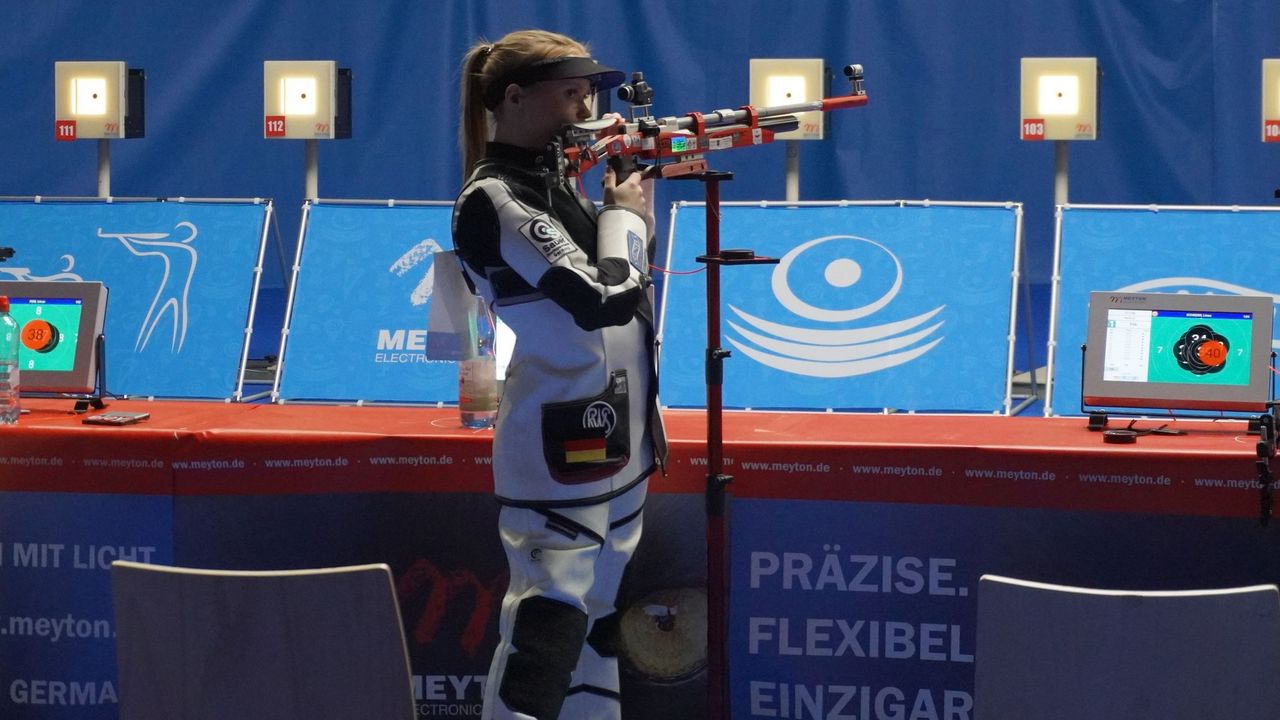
[660,199,1030,414]
[271,200,312,404]
[237,201,275,402]
[271,198,456,406]
[0,195,273,403]
[1045,202,1280,416]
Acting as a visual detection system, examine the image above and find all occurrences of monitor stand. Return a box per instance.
[71,334,108,414]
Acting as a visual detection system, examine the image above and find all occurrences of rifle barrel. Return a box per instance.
[670,94,868,131]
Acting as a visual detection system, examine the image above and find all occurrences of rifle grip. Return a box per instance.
[608,154,638,184]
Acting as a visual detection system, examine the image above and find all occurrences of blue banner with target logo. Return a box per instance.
[659,202,1021,412]
[1048,205,1280,417]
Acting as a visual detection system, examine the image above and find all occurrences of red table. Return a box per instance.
[2,399,1266,517]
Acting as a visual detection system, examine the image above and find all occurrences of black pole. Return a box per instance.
[701,173,729,720]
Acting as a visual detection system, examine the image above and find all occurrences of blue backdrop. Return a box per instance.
[1048,205,1280,416]
[661,203,1020,411]
[5,0,1280,358]
[0,200,268,399]
[275,202,457,403]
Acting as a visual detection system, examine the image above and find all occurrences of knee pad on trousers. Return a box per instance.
[586,611,621,658]
[499,596,588,720]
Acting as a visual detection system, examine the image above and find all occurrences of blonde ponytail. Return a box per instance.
[457,30,589,183]
[459,43,494,182]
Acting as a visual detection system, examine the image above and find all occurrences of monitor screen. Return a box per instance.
[1082,292,1274,412]
[0,281,107,394]
[11,296,84,372]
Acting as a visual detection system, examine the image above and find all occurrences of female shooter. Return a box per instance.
[452,29,666,720]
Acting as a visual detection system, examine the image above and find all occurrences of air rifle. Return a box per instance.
[558,64,867,182]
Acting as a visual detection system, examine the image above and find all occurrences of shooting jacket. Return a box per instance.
[452,142,666,507]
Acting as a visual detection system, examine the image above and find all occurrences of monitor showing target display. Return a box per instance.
[0,281,107,393]
[1082,291,1273,412]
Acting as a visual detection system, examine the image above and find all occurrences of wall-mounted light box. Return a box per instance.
[749,58,824,141]
[1020,57,1097,141]
[263,60,352,140]
[1262,59,1280,142]
[54,61,145,141]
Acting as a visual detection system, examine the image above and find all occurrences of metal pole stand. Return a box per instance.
[304,139,319,201]
[1054,139,1069,206]
[681,170,779,720]
[97,139,111,198]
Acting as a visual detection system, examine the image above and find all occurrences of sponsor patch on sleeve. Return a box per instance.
[519,214,576,264]
[627,230,646,272]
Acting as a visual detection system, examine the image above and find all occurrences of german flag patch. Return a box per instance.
[564,437,607,464]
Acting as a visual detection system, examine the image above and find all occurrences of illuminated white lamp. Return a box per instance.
[54,61,145,197]
[1020,57,1098,206]
[263,60,352,200]
[750,58,824,202]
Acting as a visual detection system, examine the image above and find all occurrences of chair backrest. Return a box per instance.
[111,561,416,720]
[975,574,1280,720]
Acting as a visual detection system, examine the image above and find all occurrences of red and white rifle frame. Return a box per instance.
[561,90,868,179]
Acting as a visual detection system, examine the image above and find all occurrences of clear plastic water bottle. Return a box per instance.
[0,296,20,425]
[458,295,498,429]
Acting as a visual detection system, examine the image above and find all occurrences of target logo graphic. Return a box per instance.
[1173,324,1229,375]
[727,235,945,377]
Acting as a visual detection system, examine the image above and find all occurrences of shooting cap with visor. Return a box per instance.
[483,55,625,111]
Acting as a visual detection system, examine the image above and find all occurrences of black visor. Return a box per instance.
[483,56,625,110]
